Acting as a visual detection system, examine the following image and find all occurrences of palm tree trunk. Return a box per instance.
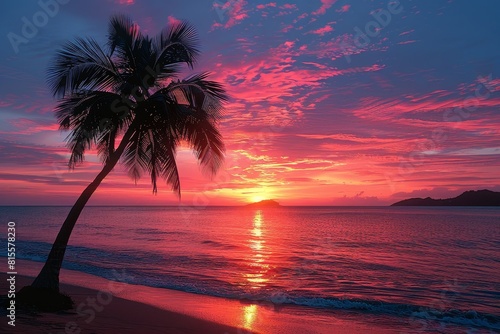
[31,123,137,292]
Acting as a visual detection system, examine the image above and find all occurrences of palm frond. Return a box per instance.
[180,115,225,176]
[55,91,131,167]
[122,123,149,183]
[47,38,120,98]
[96,127,117,163]
[153,21,200,80]
[108,15,158,97]
[157,140,181,196]
[122,120,181,196]
[108,15,141,65]
[148,73,227,177]
[158,72,228,121]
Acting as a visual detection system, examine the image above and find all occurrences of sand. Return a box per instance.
[0,260,412,333]
[0,274,248,334]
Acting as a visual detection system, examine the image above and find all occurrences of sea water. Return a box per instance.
[1,206,499,333]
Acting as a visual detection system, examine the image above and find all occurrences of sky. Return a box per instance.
[0,0,499,206]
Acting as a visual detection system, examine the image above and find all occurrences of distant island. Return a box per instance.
[391,189,500,206]
[245,199,281,207]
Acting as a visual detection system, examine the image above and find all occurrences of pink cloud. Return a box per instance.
[213,0,249,29]
[0,93,54,114]
[311,24,334,35]
[167,15,182,26]
[302,61,329,70]
[336,4,350,13]
[312,0,337,15]
[331,193,383,206]
[398,40,417,45]
[115,0,134,5]
[295,12,308,22]
[301,29,391,61]
[256,2,276,9]
[213,41,372,109]
[483,78,500,92]
[399,29,415,36]
[205,36,384,132]
[275,3,297,16]
[348,89,500,132]
[3,118,59,135]
[293,34,361,60]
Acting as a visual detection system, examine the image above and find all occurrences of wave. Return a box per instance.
[255,294,500,330]
[2,238,499,330]
[145,282,500,330]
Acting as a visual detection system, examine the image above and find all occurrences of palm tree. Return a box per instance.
[23,15,227,304]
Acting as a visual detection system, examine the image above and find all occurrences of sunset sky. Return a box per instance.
[1,0,499,206]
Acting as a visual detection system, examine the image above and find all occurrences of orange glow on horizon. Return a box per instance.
[250,195,265,203]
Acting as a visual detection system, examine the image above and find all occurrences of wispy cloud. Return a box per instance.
[310,24,334,35]
[212,0,249,29]
[336,4,350,13]
[312,0,337,15]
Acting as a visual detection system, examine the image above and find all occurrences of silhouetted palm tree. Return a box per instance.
[29,15,227,295]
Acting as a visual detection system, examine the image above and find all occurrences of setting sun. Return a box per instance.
[250,195,265,203]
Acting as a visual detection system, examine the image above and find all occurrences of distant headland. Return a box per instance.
[245,199,281,207]
[391,189,500,206]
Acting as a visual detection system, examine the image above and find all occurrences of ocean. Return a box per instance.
[1,206,499,333]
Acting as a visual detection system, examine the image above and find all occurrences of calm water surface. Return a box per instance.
[1,206,499,332]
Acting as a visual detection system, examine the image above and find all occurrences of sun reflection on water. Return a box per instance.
[244,210,270,290]
[243,304,258,330]
[239,210,273,331]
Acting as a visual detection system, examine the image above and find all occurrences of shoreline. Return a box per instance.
[0,274,248,334]
[0,259,412,333]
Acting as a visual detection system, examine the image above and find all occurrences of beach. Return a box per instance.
[1,274,243,334]
[0,260,412,334]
